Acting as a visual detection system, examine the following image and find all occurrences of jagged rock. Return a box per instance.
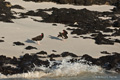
[71,29,89,35]
[112,0,120,14]
[112,52,120,55]
[113,19,120,27]
[10,57,18,65]
[52,23,57,26]
[94,32,114,45]
[13,41,25,46]
[103,28,114,32]
[0,52,120,75]
[61,52,78,57]
[101,51,111,54]
[0,40,4,42]
[112,7,120,14]
[43,8,100,25]
[21,8,119,45]
[115,39,120,43]
[11,5,24,9]
[96,53,120,70]
[52,50,57,52]
[112,29,120,36]
[41,8,111,35]
[80,53,120,71]
[0,0,13,22]
[36,51,47,55]
[18,53,49,72]
[23,0,119,5]
[22,10,49,19]
[25,46,37,50]
[0,66,20,75]
[81,54,96,64]
[48,54,60,58]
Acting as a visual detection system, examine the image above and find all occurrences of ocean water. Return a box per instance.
[0,57,120,80]
[1,73,120,80]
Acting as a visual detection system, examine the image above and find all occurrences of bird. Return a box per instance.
[57,30,68,40]
[32,33,44,45]
[62,30,68,39]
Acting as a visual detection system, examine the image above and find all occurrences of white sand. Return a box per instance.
[6,0,114,12]
[0,18,120,58]
[0,0,119,58]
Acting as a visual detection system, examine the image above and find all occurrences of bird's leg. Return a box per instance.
[61,36,65,41]
[37,41,40,45]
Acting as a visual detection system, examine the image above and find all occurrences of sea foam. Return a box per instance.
[0,57,103,79]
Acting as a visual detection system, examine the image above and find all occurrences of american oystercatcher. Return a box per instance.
[32,33,44,45]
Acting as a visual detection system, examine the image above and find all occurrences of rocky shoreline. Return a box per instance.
[0,0,14,22]
[0,0,120,76]
[23,0,119,6]
[20,8,120,45]
[0,51,120,75]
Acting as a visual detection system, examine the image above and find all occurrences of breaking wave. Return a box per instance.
[0,57,105,79]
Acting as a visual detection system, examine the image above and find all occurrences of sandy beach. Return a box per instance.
[0,18,120,58]
[0,0,119,58]
[0,0,120,79]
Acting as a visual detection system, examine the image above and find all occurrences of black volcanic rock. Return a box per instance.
[101,51,111,54]
[0,0,13,22]
[11,5,24,9]
[81,54,96,64]
[22,10,49,19]
[112,29,120,36]
[94,32,114,45]
[13,41,25,46]
[36,51,47,55]
[48,54,60,58]
[0,55,11,64]
[41,8,111,32]
[18,53,50,72]
[80,53,120,71]
[52,50,57,52]
[0,52,120,75]
[71,29,88,35]
[0,53,49,75]
[113,19,120,27]
[52,23,57,26]
[0,66,20,75]
[112,0,120,14]
[61,52,78,57]
[115,39,120,43]
[20,7,120,45]
[1,37,5,38]
[103,28,114,32]
[0,40,4,42]
[23,0,118,5]
[43,8,99,24]
[25,46,37,50]
[96,53,120,70]
[21,8,119,45]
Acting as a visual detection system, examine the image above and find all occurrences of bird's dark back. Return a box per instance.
[32,33,44,41]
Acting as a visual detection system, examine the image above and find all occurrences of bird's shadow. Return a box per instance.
[25,39,36,43]
[49,35,62,41]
